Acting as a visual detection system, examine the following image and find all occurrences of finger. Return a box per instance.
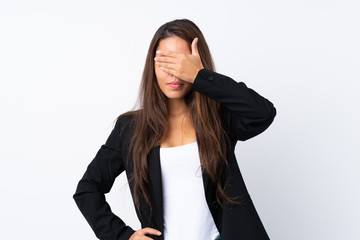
[154,56,177,64]
[156,50,178,58]
[141,227,162,236]
[160,66,177,76]
[155,61,176,70]
[191,37,200,56]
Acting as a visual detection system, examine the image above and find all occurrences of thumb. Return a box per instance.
[191,37,200,56]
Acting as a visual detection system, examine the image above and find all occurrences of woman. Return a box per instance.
[73,19,276,240]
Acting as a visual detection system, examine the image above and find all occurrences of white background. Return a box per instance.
[1,1,359,239]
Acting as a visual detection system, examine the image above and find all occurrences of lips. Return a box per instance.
[167,81,184,89]
[168,80,183,85]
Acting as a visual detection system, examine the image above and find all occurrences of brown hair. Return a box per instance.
[117,18,246,218]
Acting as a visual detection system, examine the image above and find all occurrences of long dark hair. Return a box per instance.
[117,18,246,217]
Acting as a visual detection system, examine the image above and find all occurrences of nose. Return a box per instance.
[169,74,178,80]
[168,73,184,82]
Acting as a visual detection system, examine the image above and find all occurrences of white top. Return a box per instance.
[159,141,220,240]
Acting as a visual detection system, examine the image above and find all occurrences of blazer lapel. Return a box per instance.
[147,145,164,229]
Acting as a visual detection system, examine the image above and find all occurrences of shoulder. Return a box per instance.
[115,110,139,126]
[113,109,142,138]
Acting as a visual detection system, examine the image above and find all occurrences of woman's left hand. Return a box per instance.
[154,37,204,83]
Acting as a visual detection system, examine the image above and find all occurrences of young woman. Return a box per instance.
[73,19,276,240]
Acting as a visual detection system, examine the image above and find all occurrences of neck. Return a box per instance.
[167,98,188,117]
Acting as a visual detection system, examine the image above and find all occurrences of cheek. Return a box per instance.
[155,65,169,83]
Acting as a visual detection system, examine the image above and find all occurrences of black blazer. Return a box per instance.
[73,68,277,240]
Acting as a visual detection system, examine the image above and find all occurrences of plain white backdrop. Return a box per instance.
[0,0,359,239]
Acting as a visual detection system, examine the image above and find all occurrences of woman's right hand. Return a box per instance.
[129,227,162,240]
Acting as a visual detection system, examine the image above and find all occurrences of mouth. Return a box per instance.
[167,81,184,89]
[168,80,184,84]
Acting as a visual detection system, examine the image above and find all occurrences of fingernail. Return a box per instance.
[157,231,162,235]
[156,50,161,54]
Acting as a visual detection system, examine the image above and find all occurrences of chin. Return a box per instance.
[164,93,187,100]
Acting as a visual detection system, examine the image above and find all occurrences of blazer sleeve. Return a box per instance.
[73,117,136,240]
[192,68,277,141]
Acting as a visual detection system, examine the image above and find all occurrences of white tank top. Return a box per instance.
[159,141,220,240]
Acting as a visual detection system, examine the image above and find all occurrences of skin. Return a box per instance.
[155,36,204,148]
[154,36,204,115]
[129,36,204,239]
